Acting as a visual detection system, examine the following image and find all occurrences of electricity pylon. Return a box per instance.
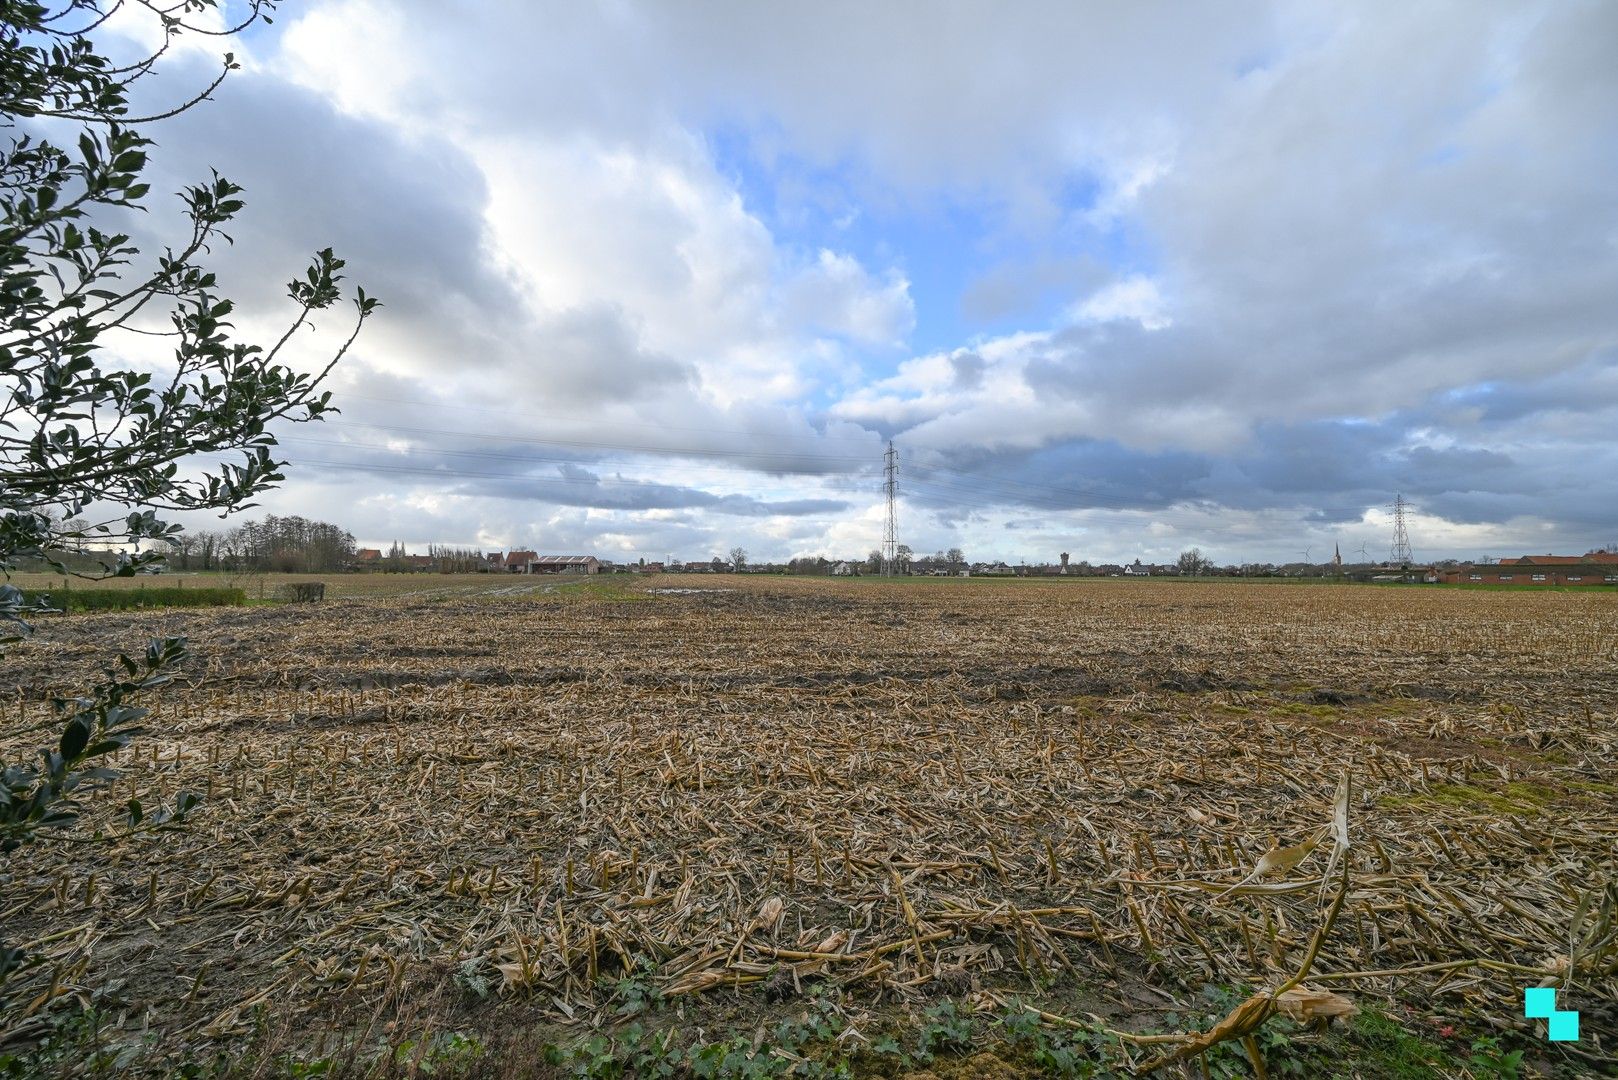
[881,441,898,577]
[1390,493,1414,565]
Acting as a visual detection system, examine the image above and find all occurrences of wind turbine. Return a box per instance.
[1299,546,1313,577]
[1356,541,1372,565]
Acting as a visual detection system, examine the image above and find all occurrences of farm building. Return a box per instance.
[1369,566,1439,584]
[502,550,538,573]
[527,555,600,575]
[1439,550,1618,586]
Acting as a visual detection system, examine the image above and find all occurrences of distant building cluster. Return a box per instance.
[340,544,1617,587]
[1439,551,1618,586]
[351,547,603,575]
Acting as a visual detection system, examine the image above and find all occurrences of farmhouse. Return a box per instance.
[502,550,538,573]
[1439,550,1618,586]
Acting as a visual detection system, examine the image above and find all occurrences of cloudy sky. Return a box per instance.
[101,1,1618,564]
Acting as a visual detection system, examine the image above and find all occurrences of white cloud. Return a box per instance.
[1067,276,1169,329]
[122,1,1618,562]
[275,12,918,411]
[783,250,914,347]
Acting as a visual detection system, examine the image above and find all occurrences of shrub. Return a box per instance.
[23,588,245,613]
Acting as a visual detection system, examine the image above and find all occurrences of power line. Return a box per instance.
[321,418,876,465]
[276,459,852,519]
[307,416,1386,520]
[329,392,1368,516]
[274,435,855,486]
[331,391,879,447]
[272,438,1378,526]
[272,438,1133,519]
[319,417,1242,510]
[909,462,1376,518]
[905,470,1166,513]
[293,422,1193,514]
[907,461,1171,509]
[199,422,1389,528]
[903,478,1142,518]
[312,422,1145,507]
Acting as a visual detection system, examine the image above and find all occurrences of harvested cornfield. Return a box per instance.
[1,576,1615,1075]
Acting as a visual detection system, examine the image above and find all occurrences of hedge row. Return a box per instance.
[24,587,247,612]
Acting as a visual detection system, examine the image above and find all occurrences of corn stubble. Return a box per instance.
[1,576,1614,1064]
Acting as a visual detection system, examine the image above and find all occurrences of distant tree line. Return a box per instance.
[425,545,487,574]
[171,516,356,573]
[857,546,967,574]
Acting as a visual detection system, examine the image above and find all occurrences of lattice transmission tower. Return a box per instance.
[1389,493,1414,566]
[881,440,898,577]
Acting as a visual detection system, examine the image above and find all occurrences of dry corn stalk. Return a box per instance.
[1141,781,1356,1074]
[1275,984,1358,1026]
[0,576,1611,1054]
